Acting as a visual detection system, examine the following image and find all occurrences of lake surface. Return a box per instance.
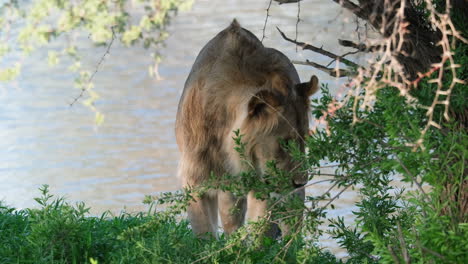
[1,0,365,256]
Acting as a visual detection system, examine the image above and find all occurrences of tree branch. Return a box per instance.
[338,39,382,52]
[274,0,301,4]
[261,0,273,42]
[292,60,352,77]
[277,27,360,69]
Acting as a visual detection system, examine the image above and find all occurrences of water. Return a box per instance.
[1,0,364,256]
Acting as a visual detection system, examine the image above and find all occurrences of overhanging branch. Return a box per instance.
[338,39,382,52]
[292,60,353,77]
[277,27,360,69]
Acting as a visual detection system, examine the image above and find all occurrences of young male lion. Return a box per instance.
[175,19,318,237]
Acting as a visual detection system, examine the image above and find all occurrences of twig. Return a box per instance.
[277,27,360,68]
[193,232,249,263]
[273,218,303,261]
[69,26,116,107]
[268,179,336,211]
[322,183,352,209]
[355,16,361,42]
[393,155,431,207]
[412,226,430,262]
[397,222,411,264]
[387,244,402,264]
[410,66,440,88]
[261,0,273,42]
[295,0,300,52]
[292,60,352,77]
[325,50,360,67]
[338,39,382,52]
[316,163,343,169]
[193,215,272,263]
[274,0,301,4]
[421,246,447,260]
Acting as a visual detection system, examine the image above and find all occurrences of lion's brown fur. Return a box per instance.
[175,20,318,236]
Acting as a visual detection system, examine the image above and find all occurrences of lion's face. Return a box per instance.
[239,75,319,189]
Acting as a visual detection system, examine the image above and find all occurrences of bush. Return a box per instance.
[0,185,341,263]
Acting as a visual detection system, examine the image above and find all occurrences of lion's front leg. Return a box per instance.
[218,191,246,235]
[246,191,280,238]
[187,192,218,237]
[278,187,305,237]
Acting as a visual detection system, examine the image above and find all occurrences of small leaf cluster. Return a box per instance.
[0,0,192,123]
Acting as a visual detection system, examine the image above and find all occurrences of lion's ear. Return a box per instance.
[296,75,319,97]
[248,90,282,117]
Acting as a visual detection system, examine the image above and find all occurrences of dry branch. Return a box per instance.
[276,27,360,69]
[292,60,352,77]
[274,0,302,4]
[338,39,382,52]
[262,0,273,42]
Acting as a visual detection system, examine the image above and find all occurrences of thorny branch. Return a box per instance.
[316,0,466,150]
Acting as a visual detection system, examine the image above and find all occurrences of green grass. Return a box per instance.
[0,185,340,264]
